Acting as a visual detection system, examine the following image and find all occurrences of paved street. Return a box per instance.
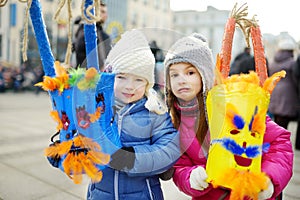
[0,91,299,200]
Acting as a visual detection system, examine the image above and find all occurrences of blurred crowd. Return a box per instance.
[230,38,300,150]
[0,64,44,93]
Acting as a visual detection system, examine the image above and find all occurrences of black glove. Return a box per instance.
[46,140,61,168]
[159,167,175,181]
[110,147,135,170]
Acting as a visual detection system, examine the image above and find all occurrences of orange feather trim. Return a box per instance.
[79,153,99,181]
[54,61,70,92]
[252,108,267,135]
[263,70,286,94]
[93,171,103,183]
[58,135,108,184]
[211,168,268,200]
[50,110,63,131]
[224,71,260,86]
[34,76,59,91]
[57,140,73,155]
[87,151,110,165]
[44,144,60,157]
[214,54,225,85]
[73,135,101,151]
[71,153,84,184]
[85,67,98,80]
[44,140,72,157]
[34,61,70,93]
[73,135,84,147]
[63,153,73,176]
[48,134,108,184]
[63,152,84,184]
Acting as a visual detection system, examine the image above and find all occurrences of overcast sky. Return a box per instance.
[170,0,300,41]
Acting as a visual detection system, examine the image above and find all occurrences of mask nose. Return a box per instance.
[242,142,247,149]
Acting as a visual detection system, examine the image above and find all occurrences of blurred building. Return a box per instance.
[105,0,175,54]
[0,0,81,69]
[173,7,298,63]
[0,0,297,68]
[173,6,247,61]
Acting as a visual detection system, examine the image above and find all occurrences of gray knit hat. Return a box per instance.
[164,33,214,95]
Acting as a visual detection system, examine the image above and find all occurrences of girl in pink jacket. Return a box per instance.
[163,33,294,200]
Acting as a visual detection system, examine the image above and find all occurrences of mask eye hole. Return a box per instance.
[251,132,260,138]
[230,129,240,135]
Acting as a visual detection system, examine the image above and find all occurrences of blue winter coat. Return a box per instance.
[87,97,180,200]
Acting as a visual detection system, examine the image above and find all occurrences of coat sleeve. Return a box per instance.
[173,153,205,197]
[173,150,227,198]
[127,113,181,176]
[261,116,294,198]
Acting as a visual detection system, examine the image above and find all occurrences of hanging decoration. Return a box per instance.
[21,0,121,184]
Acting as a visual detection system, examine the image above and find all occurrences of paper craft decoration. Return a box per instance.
[27,0,121,184]
[205,3,286,199]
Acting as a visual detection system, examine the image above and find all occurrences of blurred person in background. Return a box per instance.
[229,47,251,75]
[12,67,25,92]
[0,65,5,92]
[229,46,270,76]
[268,39,298,130]
[33,65,44,95]
[73,1,111,71]
[292,53,300,150]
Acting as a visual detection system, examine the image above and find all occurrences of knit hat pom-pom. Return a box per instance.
[190,33,208,44]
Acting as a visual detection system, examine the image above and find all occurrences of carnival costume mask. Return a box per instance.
[205,3,285,199]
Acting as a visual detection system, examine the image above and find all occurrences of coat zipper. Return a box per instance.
[117,104,135,135]
[146,179,154,200]
[114,170,119,200]
[114,104,135,200]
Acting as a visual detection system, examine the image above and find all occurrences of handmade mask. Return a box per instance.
[29,0,121,184]
[205,3,285,199]
[206,75,269,174]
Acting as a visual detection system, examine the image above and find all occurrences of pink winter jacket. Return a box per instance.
[173,116,294,200]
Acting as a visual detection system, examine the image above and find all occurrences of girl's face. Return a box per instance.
[169,63,202,102]
[114,73,147,104]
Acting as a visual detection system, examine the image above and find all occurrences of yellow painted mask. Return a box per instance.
[206,75,269,175]
[206,72,285,199]
[205,4,286,199]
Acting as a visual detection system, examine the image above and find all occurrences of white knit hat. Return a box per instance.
[164,33,215,96]
[105,29,167,114]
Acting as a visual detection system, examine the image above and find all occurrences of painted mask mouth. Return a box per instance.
[234,154,252,167]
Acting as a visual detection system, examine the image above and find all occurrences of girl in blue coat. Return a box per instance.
[87,29,180,200]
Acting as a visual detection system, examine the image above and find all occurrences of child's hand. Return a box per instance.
[189,166,209,191]
[258,177,274,200]
[110,147,135,170]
